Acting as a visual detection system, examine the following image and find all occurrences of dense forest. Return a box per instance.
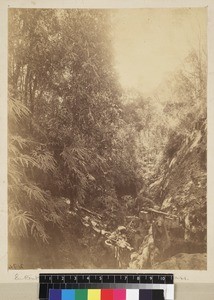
[8,9,207,270]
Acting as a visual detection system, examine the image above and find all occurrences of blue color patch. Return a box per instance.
[62,289,75,300]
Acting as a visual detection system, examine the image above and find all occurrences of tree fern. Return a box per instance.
[8,92,61,242]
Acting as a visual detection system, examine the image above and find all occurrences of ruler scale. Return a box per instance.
[39,273,174,300]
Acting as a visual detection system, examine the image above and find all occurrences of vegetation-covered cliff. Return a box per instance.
[8,9,207,270]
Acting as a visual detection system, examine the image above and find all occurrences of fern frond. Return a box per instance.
[10,154,40,168]
[61,146,91,174]
[8,142,19,156]
[30,222,49,243]
[8,207,49,243]
[21,183,49,204]
[9,135,38,149]
[8,168,22,185]
[8,97,31,120]
[61,146,107,176]
[44,211,63,227]
[31,150,56,173]
[8,208,34,238]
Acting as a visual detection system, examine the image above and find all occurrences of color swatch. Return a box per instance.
[39,273,174,300]
[49,289,164,300]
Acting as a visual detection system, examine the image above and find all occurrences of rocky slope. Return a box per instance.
[129,117,207,269]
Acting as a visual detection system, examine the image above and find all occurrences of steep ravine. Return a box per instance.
[129,118,207,269]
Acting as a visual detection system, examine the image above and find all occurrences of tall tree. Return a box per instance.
[8,9,136,268]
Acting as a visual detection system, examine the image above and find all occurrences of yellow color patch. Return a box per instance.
[87,289,101,300]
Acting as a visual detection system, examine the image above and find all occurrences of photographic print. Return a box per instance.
[8,8,207,270]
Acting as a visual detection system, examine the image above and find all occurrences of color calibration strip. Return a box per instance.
[39,273,174,300]
[49,289,164,300]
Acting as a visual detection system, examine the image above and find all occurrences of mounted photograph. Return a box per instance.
[8,7,207,270]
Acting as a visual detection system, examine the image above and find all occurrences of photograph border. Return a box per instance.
[0,0,214,284]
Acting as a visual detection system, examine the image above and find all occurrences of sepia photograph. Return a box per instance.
[8,8,207,270]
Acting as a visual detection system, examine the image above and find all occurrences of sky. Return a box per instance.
[111,8,207,95]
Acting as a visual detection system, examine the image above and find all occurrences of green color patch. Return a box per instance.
[75,289,88,300]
